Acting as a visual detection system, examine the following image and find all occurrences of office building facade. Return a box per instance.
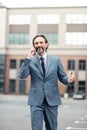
[0,5,87,96]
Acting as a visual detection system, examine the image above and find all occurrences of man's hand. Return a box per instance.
[27,48,36,58]
[68,72,76,83]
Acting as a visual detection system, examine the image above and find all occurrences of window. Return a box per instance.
[9,33,29,44]
[9,15,31,25]
[20,59,24,66]
[78,81,85,92]
[79,60,85,70]
[68,60,75,70]
[9,15,30,45]
[67,85,74,97]
[66,32,87,45]
[38,33,58,45]
[66,14,87,24]
[9,80,16,92]
[0,55,5,65]
[66,14,87,45]
[0,82,4,92]
[10,60,16,69]
[19,80,26,93]
[0,55,5,92]
[37,14,59,45]
[0,68,4,75]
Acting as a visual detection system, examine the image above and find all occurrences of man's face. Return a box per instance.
[33,37,48,56]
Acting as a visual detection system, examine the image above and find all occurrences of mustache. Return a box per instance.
[35,47,44,52]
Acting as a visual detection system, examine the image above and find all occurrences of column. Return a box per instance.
[58,14,66,46]
[29,14,37,45]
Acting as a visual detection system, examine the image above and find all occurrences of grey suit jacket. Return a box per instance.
[18,54,69,106]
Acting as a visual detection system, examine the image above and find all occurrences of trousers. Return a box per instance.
[30,98,58,130]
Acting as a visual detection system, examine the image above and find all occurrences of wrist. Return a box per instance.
[26,56,31,59]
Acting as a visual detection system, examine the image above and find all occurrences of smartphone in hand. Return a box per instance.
[31,50,36,56]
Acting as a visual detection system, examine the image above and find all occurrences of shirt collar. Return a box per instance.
[38,53,47,60]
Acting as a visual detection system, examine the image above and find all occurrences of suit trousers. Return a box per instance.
[30,98,58,130]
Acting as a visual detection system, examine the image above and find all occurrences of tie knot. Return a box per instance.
[40,57,44,61]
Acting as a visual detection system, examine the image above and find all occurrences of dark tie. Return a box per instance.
[40,57,45,77]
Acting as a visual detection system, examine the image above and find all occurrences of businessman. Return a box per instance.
[18,34,75,130]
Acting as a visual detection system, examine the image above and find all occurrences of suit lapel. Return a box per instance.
[34,55,44,76]
[46,54,52,76]
[32,54,52,78]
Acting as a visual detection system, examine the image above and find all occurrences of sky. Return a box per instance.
[0,0,87,8]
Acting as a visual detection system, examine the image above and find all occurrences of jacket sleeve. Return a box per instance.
[57,58,73,87]
[57,58,69,86]
[18,58,31,79]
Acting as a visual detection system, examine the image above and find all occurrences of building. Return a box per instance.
[0,5,87,96]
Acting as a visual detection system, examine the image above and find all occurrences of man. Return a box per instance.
[18,34,75,130]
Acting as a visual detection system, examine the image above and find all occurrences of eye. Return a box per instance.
[34,42,38,45]
[40,41,44,44]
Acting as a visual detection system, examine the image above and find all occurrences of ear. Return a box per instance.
[46,43,49,49]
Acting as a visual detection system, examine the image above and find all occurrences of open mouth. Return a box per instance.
[36,47,44,55]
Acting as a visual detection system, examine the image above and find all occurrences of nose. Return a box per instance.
[37,42,42,46]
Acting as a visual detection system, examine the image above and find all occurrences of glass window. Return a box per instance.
[0,68,4,75]
[38,33,58,45]
[79,60,85,70]
[67,84,74,97]
[9,15,30,45]
[9,15,31,25]
[20,59,24,66]
[66,14,87,24]
[0,55,5,92]
[19,80,26,93]
[66,32,87,45]
[0,82,4,91]
[10,60,16,69]
[9,33,29,45]
[37,14,59,24]
[78,81,85,92]
[68,60,75,70]
[0,55,5,65]
[9,80,16,92]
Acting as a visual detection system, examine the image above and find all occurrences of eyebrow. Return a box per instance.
[34,41,45,43]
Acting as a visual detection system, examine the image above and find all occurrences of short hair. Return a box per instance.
[32,34,48,46]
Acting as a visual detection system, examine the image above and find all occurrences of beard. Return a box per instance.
[36,47,45,55]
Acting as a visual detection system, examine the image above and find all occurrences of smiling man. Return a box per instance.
[18,34,75,130]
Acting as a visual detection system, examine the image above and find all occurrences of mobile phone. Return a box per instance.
[31,50,36,55]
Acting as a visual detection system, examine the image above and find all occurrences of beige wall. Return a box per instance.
[0,8,7,54]
[0,6,87,95]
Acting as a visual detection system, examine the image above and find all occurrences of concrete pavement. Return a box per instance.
[0,94,87,130]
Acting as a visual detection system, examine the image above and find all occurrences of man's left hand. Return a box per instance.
[68,72,76,83]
